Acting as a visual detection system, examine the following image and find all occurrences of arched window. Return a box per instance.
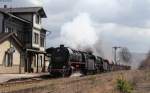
[4,52,13,67]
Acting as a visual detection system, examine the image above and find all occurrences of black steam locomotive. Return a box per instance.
[46,45,131,77]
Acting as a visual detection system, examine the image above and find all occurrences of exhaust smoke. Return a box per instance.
[60,13,109,58]
[60,13,98,50]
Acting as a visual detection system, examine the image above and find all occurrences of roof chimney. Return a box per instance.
[4,5,7,8]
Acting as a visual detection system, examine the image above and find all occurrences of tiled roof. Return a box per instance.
[0,32,23,47]
[0,7,47,18]
[0,10,31,24]
[0,33,8,38]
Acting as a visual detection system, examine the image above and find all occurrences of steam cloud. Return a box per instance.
[60,13,113,60]
[59,12,145,68]
[60,13,98,49]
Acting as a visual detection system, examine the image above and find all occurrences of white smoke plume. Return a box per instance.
[60,13,113,60]
[50,12,148,69]
[60,13,98,50]
[59,12,148,67]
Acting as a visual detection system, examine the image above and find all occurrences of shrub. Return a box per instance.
[116,75,133,93]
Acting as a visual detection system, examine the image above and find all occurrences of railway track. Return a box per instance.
[0,73,86,93]
[0,70,122,87]
[0,75,52,87]
[0,70,148,93]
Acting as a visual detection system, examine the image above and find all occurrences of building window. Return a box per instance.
[40,37,45,47]
[34,33,39,44]
[17,31,24,41]
[5,27,13,33]
[25,32,30,43]
[36,15,41,24]
[5,52,13,67]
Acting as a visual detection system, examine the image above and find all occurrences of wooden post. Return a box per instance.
[43,54,46,72]
[36,53,39,73]
[25,51,28,73]
[19,52,22,74]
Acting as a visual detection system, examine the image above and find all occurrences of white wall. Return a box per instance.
[0,40,21,66]
[33,14,42,30]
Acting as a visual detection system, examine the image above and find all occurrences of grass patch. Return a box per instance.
[89,76,97,85]
[116,75,133,93]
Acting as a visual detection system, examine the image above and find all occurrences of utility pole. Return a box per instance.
[112,46,121,64]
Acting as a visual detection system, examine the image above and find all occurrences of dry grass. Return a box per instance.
[0,70,149,93]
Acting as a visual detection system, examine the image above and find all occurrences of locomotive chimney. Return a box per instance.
[60,44,64,48]
[4,5,7,8]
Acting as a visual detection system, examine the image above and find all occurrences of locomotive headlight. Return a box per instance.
[63,66,66,69]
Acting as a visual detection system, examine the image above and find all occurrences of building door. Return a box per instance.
[25,53,33,73]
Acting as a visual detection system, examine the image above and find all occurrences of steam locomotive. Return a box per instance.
[46,45,131,77]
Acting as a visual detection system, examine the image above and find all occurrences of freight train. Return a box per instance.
[46,45,131,77]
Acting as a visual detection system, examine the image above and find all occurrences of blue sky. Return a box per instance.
[0,0,150,53]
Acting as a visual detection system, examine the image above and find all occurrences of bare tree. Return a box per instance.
[139,51,150,70]
[119,47,132,63]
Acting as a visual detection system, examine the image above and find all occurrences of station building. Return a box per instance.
[0,6,48,73]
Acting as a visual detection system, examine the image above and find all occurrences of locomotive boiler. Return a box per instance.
[46,45,98,76]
